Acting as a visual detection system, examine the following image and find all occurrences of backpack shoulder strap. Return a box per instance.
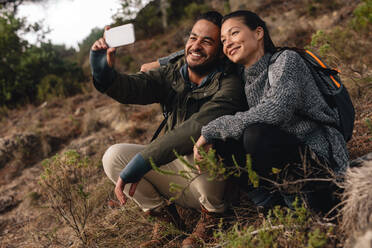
[150,89,176,142]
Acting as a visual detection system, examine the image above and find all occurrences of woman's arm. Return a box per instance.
[140,50,185,72]
[201,50,309,142]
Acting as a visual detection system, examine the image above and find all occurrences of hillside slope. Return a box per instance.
[0,0,371,247]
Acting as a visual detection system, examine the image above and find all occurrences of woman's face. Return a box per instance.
[221,17,264,67]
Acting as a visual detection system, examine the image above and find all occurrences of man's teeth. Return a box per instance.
[191,52,201,57]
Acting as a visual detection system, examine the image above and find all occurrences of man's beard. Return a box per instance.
[188,57,219,76]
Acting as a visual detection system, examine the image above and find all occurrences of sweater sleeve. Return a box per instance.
[158,49,185,66]
[202,50,308,142]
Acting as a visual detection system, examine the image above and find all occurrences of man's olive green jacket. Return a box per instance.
[97,57,247,167]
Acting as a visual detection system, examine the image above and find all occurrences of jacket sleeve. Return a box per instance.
[201,50,307,142]
[140,74,247,166]
[90,50,173,105]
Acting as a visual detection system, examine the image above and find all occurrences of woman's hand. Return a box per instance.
[140,61,160,72]
[91,26,116,67]
[193,135,212,173]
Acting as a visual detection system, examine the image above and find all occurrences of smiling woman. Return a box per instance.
[17,0,122,49]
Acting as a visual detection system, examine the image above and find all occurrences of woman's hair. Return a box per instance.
[222,10,276,54]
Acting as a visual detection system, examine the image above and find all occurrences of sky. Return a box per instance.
[17,0,123,50]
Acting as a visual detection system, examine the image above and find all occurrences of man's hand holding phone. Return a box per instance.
[91,24,135,68]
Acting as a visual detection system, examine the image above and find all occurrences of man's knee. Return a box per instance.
[102,144,123,177]
[102,143,145,180]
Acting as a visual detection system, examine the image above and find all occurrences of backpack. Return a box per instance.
[269,47,355,142]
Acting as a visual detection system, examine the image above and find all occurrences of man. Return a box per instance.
[90,11,246,247]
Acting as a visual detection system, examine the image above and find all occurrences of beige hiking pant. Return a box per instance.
[102,143,227,213]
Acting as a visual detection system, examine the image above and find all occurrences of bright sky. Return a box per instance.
[17,0,123,50]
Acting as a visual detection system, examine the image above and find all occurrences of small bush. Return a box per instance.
[39,150,93,245]
[37,74,82,101]
[351,0,372,30]
[184,2,211,19]
[304,0,341,16]
[0,13,85,107]
[133,3,163,39]
[366,118,372,141]
[214,199,335,247]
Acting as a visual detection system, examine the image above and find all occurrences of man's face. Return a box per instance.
[185,19,221,74]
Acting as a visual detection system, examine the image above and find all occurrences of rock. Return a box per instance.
[229,0,264,11]
[0,195,16,213]
[39,101,48,109]
[74,107,85,116]
[350,153,372,167]
[0,133,63,184]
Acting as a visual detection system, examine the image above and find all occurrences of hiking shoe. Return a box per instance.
[181,205,221,248]
[140,203,184,248]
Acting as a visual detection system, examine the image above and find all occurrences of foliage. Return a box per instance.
[366,118,372,141]
[0,0,45,14]
[214,199,335,248]
[351,0,372,30]
[112,0,146,22]
[304,0,340,16]
[149,146,260,202]
[39,150,93,245]
[112,0,160,39]
[77,27,103,66]
[166,0,204,22]
[184,2,211,19]
[134,2,163,39]
[0,12,85,107]
[306,0,371,64]
[37,74,81,101]
[113,0,206,39]
[306,5,372,96]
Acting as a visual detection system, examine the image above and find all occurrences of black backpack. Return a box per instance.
[269,47,355,142]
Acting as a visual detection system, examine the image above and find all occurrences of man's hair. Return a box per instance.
[195,11,223,28]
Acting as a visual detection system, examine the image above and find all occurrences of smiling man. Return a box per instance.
[90,11,246,247]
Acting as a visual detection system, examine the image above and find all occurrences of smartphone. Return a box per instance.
[105,23,135,48]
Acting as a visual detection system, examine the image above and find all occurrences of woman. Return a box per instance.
[192,10,349,212]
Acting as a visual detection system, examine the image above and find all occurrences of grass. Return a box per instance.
[27,143,343,248]
[214,200,337,248]
[1,1,371,247]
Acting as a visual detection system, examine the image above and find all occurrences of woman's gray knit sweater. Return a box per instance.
[201,50,349,172]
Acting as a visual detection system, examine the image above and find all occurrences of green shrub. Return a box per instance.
[132,2,163,39]
[366,118,372,141]
[184,2,211,19]
[39,150,93,245]
[77,27,104,67]
[0,13,85,107]
[37,74,82,101]
[351,0,372,30]
[214,199,334,247]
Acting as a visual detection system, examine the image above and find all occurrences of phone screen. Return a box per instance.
[105,24,135,48]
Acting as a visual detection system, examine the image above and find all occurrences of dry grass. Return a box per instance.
[340,156,372,242]
[0,1,371,247]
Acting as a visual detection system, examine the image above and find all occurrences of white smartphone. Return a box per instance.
[105,23,135,48]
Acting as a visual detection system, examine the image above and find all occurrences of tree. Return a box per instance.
[160,0,169,29]
[0,0,44,13]
[0,12,84,106]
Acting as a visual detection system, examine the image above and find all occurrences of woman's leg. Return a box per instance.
[242,123,302,178]
[214,123,339,213]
